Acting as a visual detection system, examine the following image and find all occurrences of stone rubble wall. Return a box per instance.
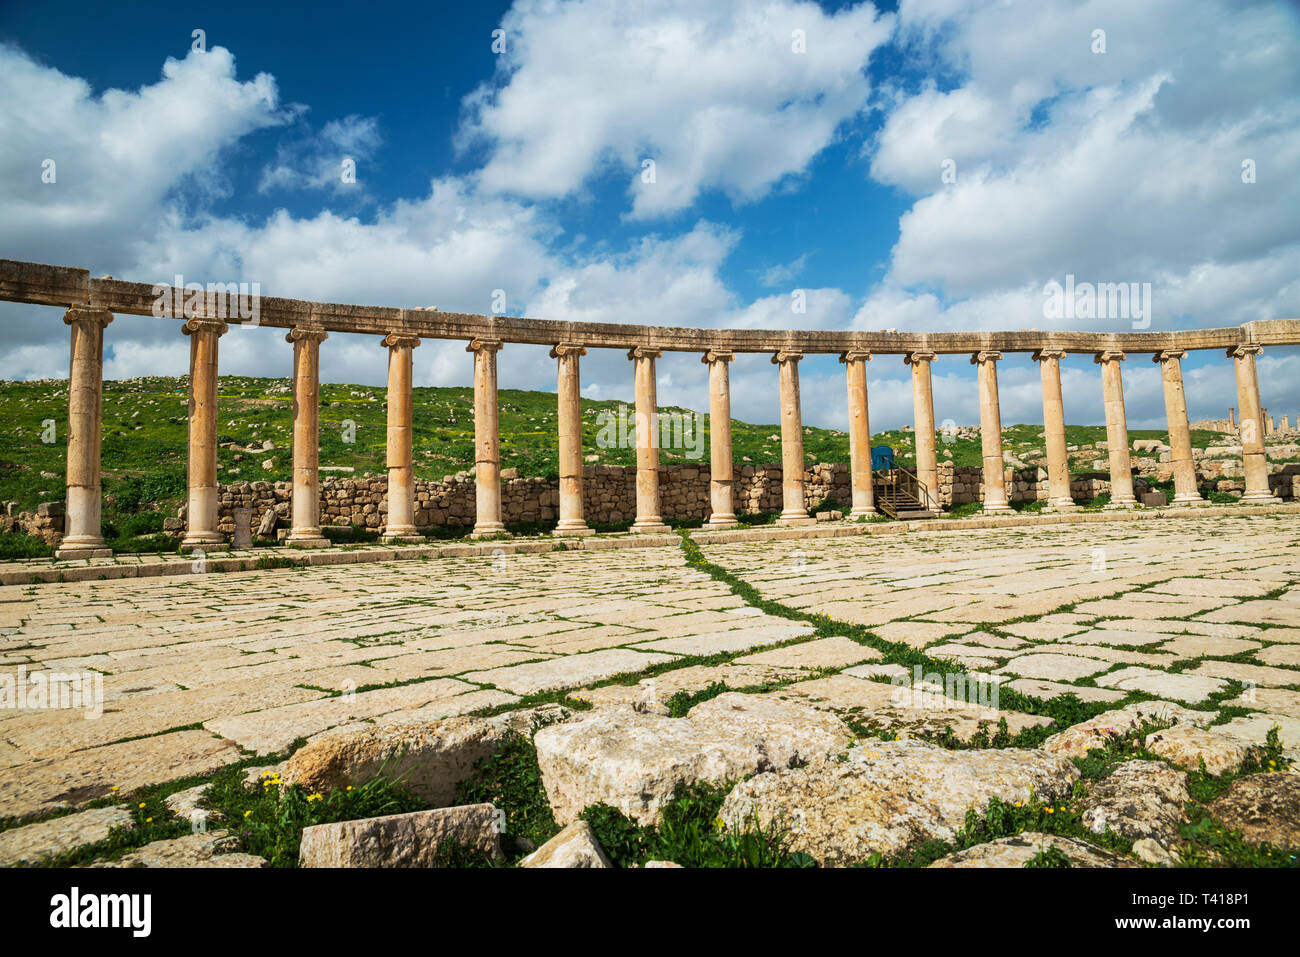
[196,454,1300,533]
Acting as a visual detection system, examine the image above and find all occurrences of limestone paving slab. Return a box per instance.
[463,648,678,695]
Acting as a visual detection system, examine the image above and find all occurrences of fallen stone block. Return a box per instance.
[1080,760,1188,847]
[520,820,611,868]
[928,832,1133,868]
[1042,700,1214,758]
[534,692,851,825]
[299,804,502,867]
[719,738,1078,863]
[1144,725,1257,776]
[1207,773,1300,850]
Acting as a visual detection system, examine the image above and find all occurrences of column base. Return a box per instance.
[383,533,425,543]
[467,524,509,540]
[553,523,595,538]
[1046,498,1081,512]
[1105,496,1139,509]
[706,513,740,529]
[1241,492,1283,505]
[981,502,1015,515]
[631,519,671,534]
[848,507,878,520]
[284,529,330,548]
[776,512,817,527]
[54,540,112,560]
[1170,493,1207,506]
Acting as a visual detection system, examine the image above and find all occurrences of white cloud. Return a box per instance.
[855,0,1300,357]
[460,0,893,217]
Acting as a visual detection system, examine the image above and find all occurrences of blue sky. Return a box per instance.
[1,0,1298,433]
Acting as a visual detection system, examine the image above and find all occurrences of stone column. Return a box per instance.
[839,350,876,518]
[703,350,738,528]
[181,318,230,552]
[56,306,113,559]
[381,333,422,542]
[468,338,507,538]
[1095,350,1137,507]
[973,351,1013,514]
[285,327,330,546]
[1032,349,1078,511]
[1230,344,1281,503]
[773,351,815,526]
[628,347,669,533]
[551,343,593,536]
[905,351,939,506]
[1154,350,1204,505]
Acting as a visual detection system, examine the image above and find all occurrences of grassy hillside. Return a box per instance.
[0,375,1219,516]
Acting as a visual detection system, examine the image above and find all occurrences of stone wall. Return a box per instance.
[208,463,855,534]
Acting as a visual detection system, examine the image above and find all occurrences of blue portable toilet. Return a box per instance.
[870,445,895,471]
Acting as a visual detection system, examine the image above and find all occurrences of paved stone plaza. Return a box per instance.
[2,512,1299,864]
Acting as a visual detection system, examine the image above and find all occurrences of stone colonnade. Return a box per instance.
[52,309,1282,556]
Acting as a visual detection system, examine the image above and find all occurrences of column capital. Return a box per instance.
[1228,344,1262,359]
[1032,348,1067,362]
[63,306,113,328]
[550,342,586,359]
[286,326,328,344]
[382,333,421,350]
[971,350,1003,365]
[702,349,735,365]
[839,350,872,363]
[182,317,228,337]
[1094,350,1125,364]
[904,350,936,365]
[627,347,662,361]
[771,350,803,365]
[1153,349,1186,363]
[465,337,501,354]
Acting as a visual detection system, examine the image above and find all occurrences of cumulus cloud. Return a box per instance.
[459,0,893,217]
[857,0,1300,337]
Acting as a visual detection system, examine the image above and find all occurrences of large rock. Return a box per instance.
[94,830,267,868]
[1042,701,1213,759]
[298,804,502,867]
[1080,761,1188,847]
[534,693,852,825]
[0,807,133,866]
[520,821,611,868]
[718,738,1079,864]
[282,714,515,805]
[928,832,1133,868]
[1207,773,1300,849]
[1144,725,1256,776]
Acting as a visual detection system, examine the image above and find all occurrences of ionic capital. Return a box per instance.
[1153,349,1186,363]
[1032,349,1066,362]
[381,333,420,350]
[1228,344,1262,359]
[550,342,586,359]
[839,350,872,364]
[971,350,1003,366]
[63,306,113,329]
[1093,350,1125,364]
[465,337,501,354]
[182,317,228,337]
[286,326,328,344]
[771,350,803,365]
[627,347,662,361]
[702,349,735,365]
[904,350,936,365]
